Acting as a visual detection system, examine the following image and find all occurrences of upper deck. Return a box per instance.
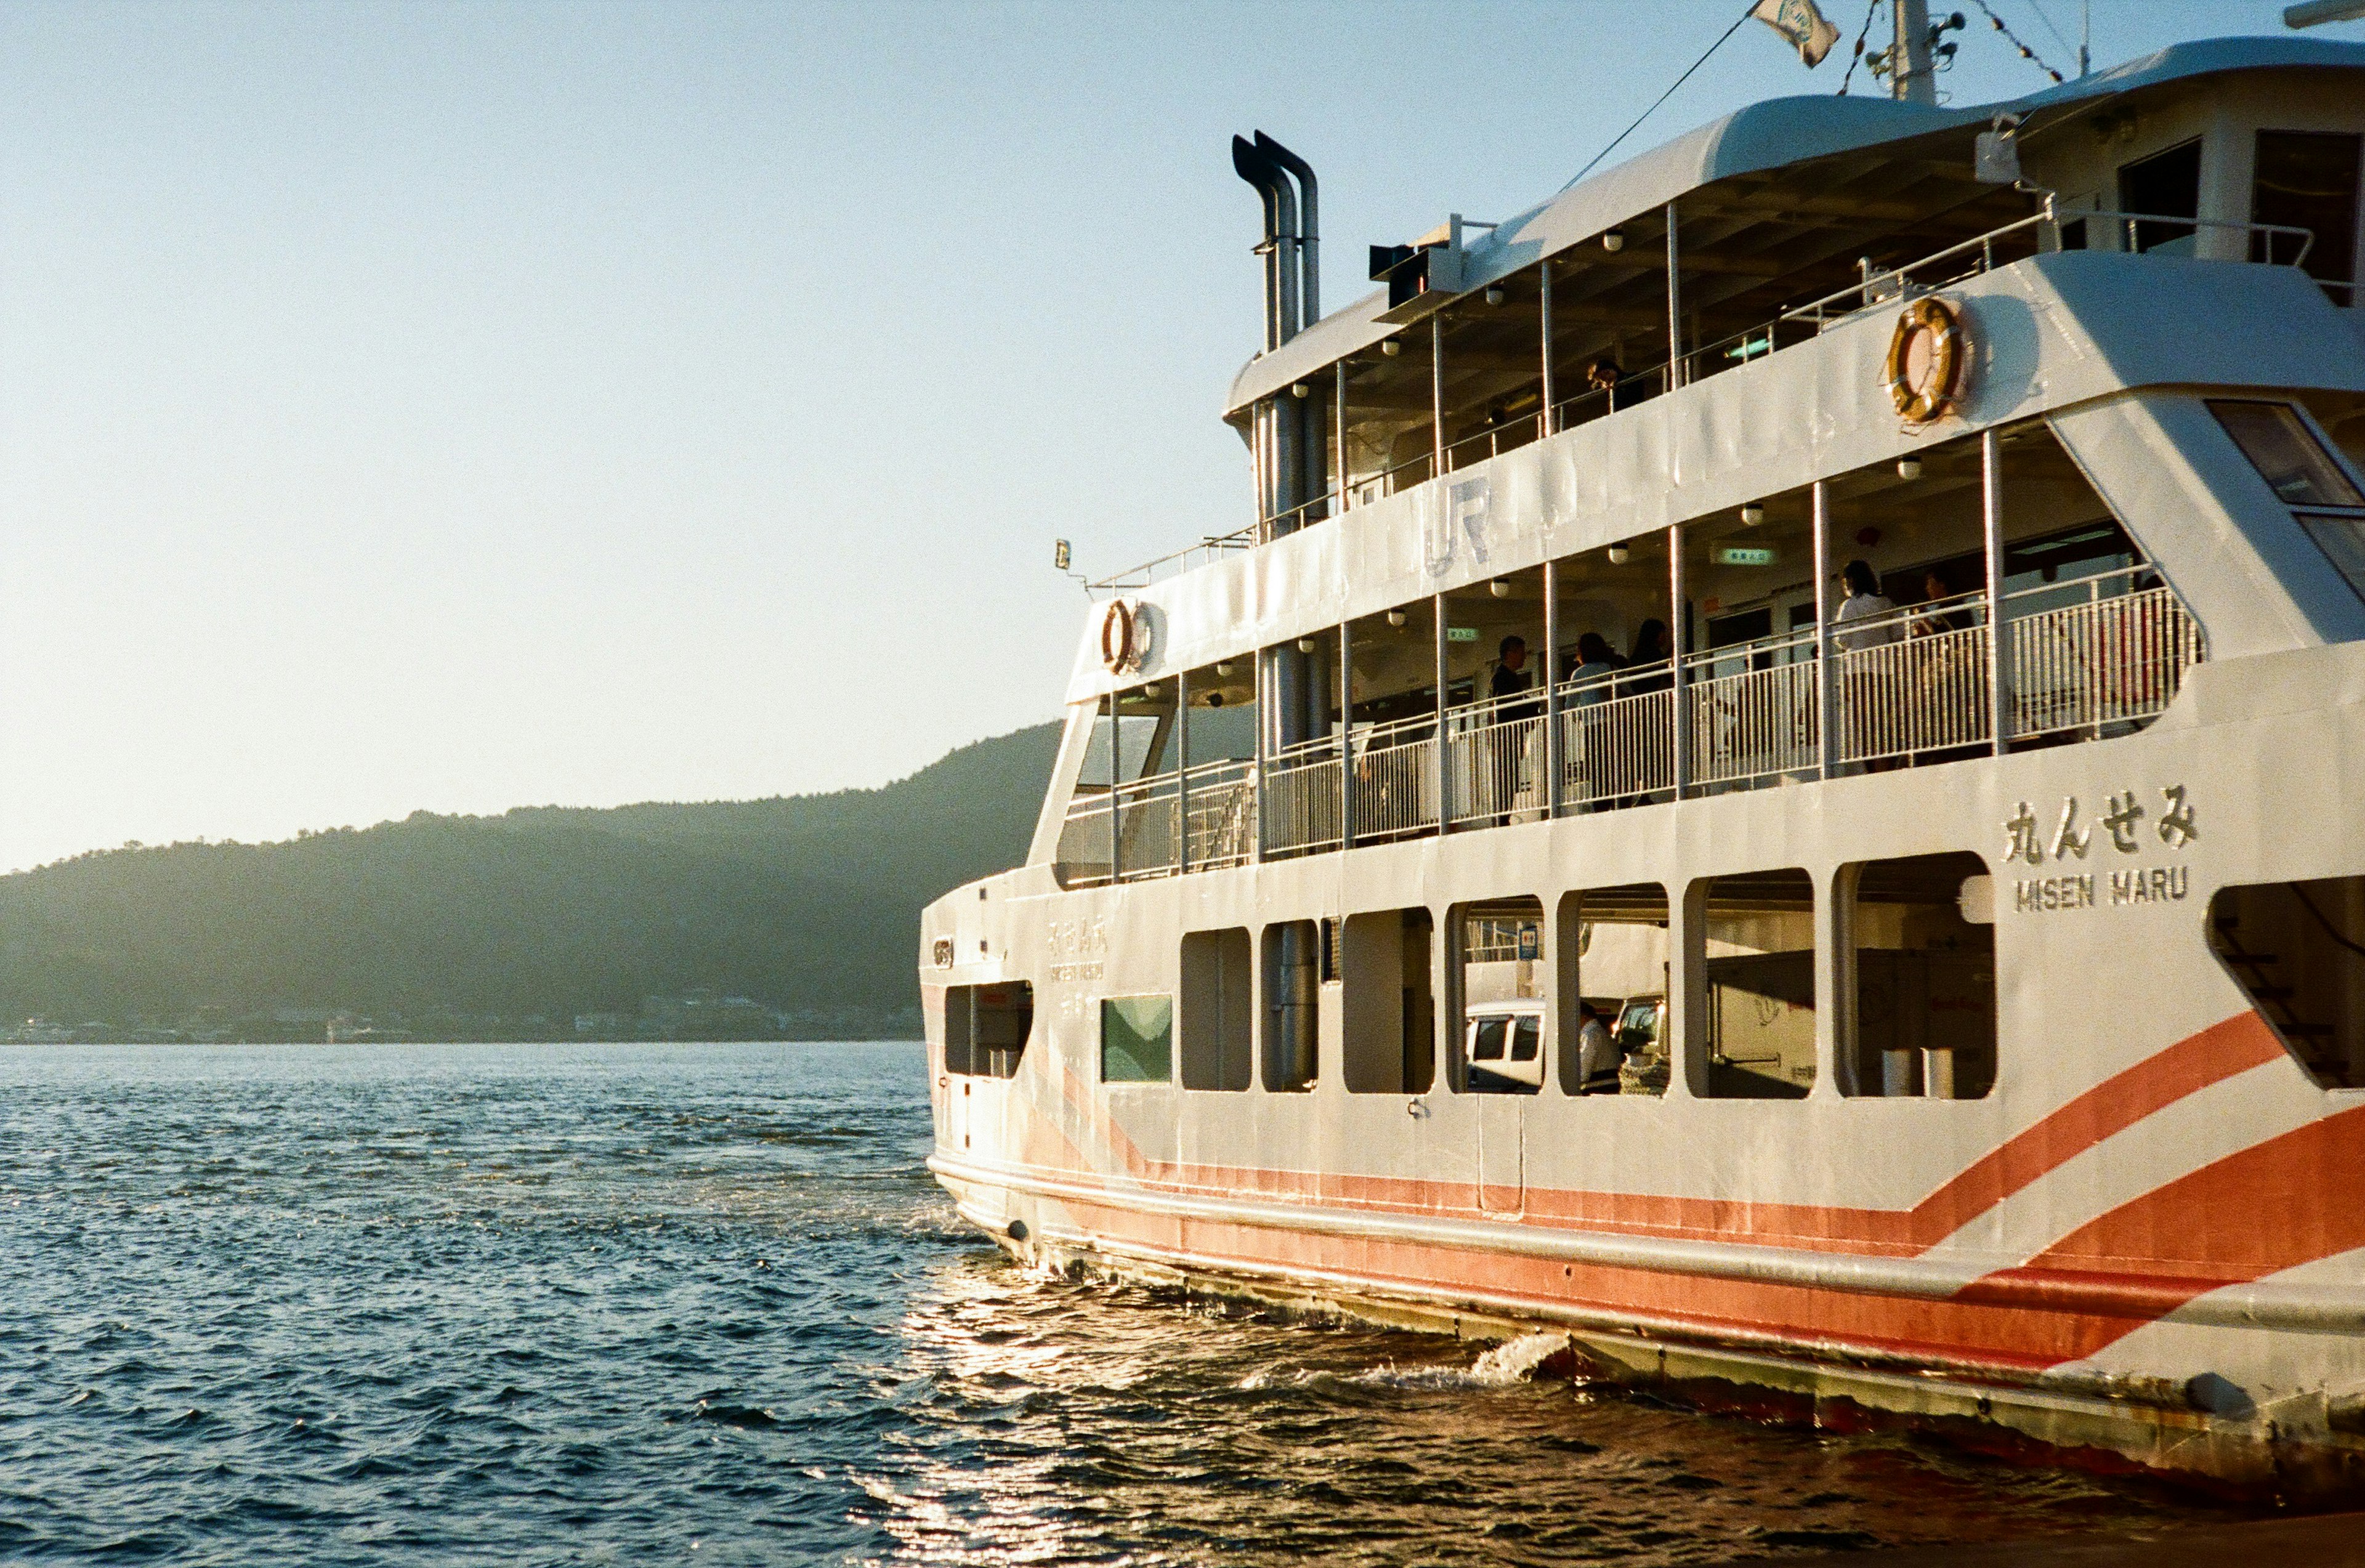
[1084,36,2365,622]
[1029,35,2365,895]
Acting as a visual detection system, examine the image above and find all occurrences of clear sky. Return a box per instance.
[1,0,2354,871]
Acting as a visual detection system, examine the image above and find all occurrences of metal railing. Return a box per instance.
[2003,569,2201,742]
[1050,571,2204,887]
[1445,690,1546,828]
[1261,739,1342,859]
[1351,713,1440,842]
[1684,628,1822,790]
[1558,666,1675,809]
[1831,591,1993,767]
[1087,526,1257,596]
[1184,759,1257,871]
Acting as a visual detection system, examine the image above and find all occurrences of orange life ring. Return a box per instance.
[1885,297,1965,424]
[1099,599,1135,673]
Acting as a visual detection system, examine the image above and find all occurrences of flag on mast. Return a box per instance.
[1751,0,1842,67]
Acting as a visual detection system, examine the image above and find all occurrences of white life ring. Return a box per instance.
[1100,598,1150,674]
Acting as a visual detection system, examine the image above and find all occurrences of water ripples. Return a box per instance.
[0,1042,2246,1564]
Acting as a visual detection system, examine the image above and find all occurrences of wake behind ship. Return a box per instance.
[921,26,2365,1493]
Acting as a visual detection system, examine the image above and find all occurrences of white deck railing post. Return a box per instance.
[1338,621,1356,849]
[1543,557,1562,818]
[1813,480,1835,778]
[1983,427,2008,755]
[1670,523,1691,799]
[1175,671,1191,876]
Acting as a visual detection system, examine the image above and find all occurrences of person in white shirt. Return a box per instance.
[1832,559,1900,768]
[1576,1002,1620,1094]
[1832,559,1899,652]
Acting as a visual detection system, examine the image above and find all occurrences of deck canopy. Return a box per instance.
[1224,36,2365,496]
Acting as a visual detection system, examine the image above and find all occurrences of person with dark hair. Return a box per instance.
[1833,560,1898,653]
[1487,635,1538,823]
[1627,619,1672,693]
[1833,559,1900,769]
[1587,357,1625,413]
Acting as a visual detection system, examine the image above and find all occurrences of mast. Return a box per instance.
[1892,0,1936,105]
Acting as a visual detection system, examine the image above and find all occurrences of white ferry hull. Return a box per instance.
[925,642,2365,1495]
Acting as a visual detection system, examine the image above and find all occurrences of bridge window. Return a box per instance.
[2250,130,2360,289]
[2209,877,2365,1090]
[1689,870,1816,1099]
[1840,853,1995,1099]
[1101,995,1174,1085]
[1179,929,1253,1091]
[944,982,1033,1079]
[2118,138,2201,255]
[1555,884,1670,1096]
[1340,908,1436,1094]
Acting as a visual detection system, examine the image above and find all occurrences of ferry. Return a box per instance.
[920,15,2365,1495]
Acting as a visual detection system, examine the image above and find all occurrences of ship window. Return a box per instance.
[1179,928,1253,1091]
[1554,884,1670,1097]
[1341,908,1435,1094]
[1100,995,1173,1085]
[2295,514,2365,600]
[1689,870,1816,1100]
[2210,400,2365,508]
[944,982,1033,1079]
[1261,920,1320,1091]
[2250,131,2361,286]
[1451,897,1543,1095]
[2209,878,2365,1090]
[1839,854,1995,1100]
[2117,139,2201,255]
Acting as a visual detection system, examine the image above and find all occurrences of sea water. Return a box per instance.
[0,1041,2249,1565]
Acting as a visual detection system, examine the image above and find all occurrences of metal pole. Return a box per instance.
[1338,622,1356,849]
[1434,594,1450,834]
[1983,427,2009,754]
[1431,312,1447,479]
[1176,669,1191,875]
[1670,525,1692,798]
[1333,359,1349,515]
[1107,691,1122,882]
[1538,259,1555,437]
[1665,203,1683,390]
[1251,653,1267,863]
[1814,480,1835,778]
[1543,557,1561,818]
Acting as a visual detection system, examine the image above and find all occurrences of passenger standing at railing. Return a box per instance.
[1834,560,1900,770]
[1565,633,1625,809]
[1627,620,1672,693]
[1908,564,1986,763]
[1487,637,1539,825]
[1587,358,1625,414]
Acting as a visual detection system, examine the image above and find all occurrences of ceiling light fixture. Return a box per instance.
[1602,228,1626,253]
[1740,503,1765,526]
[1606,544,1631,565]
[1897,457,1923,480]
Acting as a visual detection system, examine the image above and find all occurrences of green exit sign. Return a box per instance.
[1716,546,1776,567]
[1446,626,1481,642]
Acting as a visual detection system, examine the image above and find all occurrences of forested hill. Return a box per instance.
[0,721,1064,1043]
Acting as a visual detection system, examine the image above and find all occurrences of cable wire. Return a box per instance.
[1561,3,1757,192]
[1835,0,1883,97]
[1968,0,2066,84]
